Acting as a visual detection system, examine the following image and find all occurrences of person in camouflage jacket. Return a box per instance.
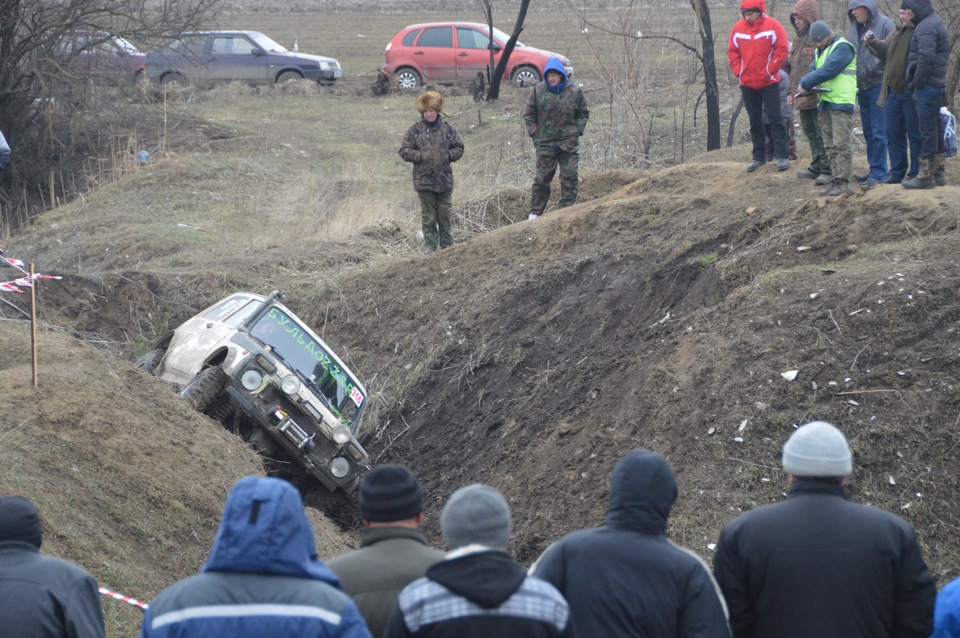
[399,91,464,253]
[522,57,589,220]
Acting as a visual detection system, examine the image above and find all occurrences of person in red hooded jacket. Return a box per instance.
[728,0,790,173]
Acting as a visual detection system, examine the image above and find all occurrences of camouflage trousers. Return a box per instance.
[818,109,853,181]
[419,190,453,249]
[799,107,830,175]
[530,142,580,216]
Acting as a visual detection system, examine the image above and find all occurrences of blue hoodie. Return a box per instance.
[141,477,371,638]
[543,57,568,94]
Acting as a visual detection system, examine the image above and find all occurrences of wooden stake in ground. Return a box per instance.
[30,263,38,386]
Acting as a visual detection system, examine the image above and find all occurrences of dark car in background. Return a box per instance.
[146,30,342,87]
[383,22,573,89]
[48,30,145,82]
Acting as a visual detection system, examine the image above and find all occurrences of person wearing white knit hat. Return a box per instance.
[713,420,936,638]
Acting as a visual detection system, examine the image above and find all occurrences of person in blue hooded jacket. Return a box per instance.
[530,450,731,638]
[139,476,371,638]
[522,57,588,221]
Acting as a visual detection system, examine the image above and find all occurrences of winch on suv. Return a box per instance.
[135,290,369,493]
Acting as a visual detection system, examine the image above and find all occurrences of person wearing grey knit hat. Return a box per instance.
[714,420,936,637]
[808,19,833,42]
[0,495,107,638]
[385,483,571,638]
[328,465,444,638]
[782,419,853,476]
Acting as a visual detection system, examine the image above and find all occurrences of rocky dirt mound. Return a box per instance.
[3,154,960,637]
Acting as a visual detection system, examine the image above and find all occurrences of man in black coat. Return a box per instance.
[0,495,106,638]
[531,450,730,637]
[713,420,937,638]
[900,0,951,188]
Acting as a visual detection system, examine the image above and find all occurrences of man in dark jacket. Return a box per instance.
[140,476,371,638]
[713,420,937,638]
[866,8,920,184]
[399,91,464,253]
[900,0,950,188]
[385,484,571,638]
[789,0,830,180]
[328,465,445,638]
[848,0,894,187]
[531,450,730,638]
[0,495,106,638]
[523,57,588,220]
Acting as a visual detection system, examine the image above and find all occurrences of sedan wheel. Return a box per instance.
[512,66,541,87]
[276,70,302,84]
[396,68,422,90]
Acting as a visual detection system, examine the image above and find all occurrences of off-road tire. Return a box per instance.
[133,349,165,374]
[179,366,227,412]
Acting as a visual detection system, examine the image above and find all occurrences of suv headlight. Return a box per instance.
[329,457,350,478]
[331,424,351,445]
[241,369,264,391]
[281,375,301,395]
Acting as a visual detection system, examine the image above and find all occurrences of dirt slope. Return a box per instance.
[3,151,960,637]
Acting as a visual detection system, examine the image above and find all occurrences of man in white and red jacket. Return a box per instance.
[728,0,790,173]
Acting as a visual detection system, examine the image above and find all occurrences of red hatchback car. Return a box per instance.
[383,22,573,89]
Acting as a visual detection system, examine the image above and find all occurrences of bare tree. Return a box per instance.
[0,0,220,229]
[566,0,723,156]
[486,0,532,100]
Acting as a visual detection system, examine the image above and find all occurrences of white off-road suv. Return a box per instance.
[136,290,369,493]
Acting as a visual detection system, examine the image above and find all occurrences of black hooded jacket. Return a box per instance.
[0,496,106,638]
[902,0,949,90]
[713,480,937,638]
[531,450,730,638]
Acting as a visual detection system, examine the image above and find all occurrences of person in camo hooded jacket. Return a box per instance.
[399,91,464,254]
[522,57,589,221]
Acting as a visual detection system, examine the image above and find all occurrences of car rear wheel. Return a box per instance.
[179,366,227,412]
[133,349,165,374]
[395,68,422,90]
[160,72,186,87]
[276,70,302,84]
[512,65,541,87]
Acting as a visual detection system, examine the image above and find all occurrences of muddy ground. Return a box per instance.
[2,146,960,635]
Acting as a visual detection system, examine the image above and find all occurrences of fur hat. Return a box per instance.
[0,495,43,548]
[417,91,444,114]
[440,484,511,550]
[358,465,423,522]
[782,421,853,477]
[808,20,833,42]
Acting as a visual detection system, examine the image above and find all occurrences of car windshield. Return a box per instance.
[250,307,365,428]
[114,37,141,54]
[486,26,525,48]
[247,32,288,54]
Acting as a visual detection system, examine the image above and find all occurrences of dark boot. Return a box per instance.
[902,158,936,189]
[824,179,853,197]
[934,153,946,187]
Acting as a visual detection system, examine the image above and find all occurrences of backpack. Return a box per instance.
[941,107,957,158]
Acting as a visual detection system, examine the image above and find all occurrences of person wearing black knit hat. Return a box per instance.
[714,421,937,637]
[328,466,444,638]
[0,495,107,638]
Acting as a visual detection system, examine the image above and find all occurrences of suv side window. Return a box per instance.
[457,28,492,50]
[401,29,420,47]
[204,298,258,325]
[416,26,452,48]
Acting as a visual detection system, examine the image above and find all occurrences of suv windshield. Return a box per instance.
[250,307,365,427]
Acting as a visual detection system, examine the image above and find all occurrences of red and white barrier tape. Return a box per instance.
[0,257,61,293]
[98,586,149,611]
